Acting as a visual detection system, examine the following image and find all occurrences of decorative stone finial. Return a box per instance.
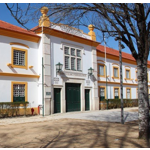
[88,24,96,41]
[39,7,50,27]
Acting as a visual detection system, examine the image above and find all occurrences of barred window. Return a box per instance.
[13,84,25,97]
[13,50,25,66]
[77,59,81,71]
[64,46,82,71]
[71,57,75,70]
[77,49,81,57]
[71,48,75,56]
[65,56,69,69]
[64,46,69,55]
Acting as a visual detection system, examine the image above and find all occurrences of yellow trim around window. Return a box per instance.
[114,87,120,99]
[11,82,27,102]
[126,87,131,99]
[112,66,119,79]
[10,42,29,48]
[11,47,28,69]
[98,63,106,77]
[0,72,40,78]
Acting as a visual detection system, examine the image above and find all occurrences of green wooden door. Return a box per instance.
[66,83,80,112]
[85,89,90,110]
[54,88,61,113]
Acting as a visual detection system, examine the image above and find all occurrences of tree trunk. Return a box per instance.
[137,58,149,144]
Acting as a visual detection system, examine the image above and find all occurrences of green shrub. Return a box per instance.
[100,99,138,109]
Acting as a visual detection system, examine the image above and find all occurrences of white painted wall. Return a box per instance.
[97,55,148,99]
[0,35,40,108]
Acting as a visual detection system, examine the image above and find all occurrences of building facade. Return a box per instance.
[0,7,149,115]
[0,7,99,115]
[97,45,150,102]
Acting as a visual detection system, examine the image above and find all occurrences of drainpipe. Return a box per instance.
[104,35,108,109]
[42,57,44,117]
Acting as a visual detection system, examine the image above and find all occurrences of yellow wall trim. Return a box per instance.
[112,63,119,66]
[98,81,138,86]
[0,28,40,43]
[0,72,40,78]
[98,81,150,87]
[10,42,29,48]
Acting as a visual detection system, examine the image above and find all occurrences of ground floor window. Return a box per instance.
[100,87,105,101]
[114,88,119,99]
[12,82,27,102]
[126,88,131,99]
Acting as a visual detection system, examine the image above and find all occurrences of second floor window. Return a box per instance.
[64,46,82,71]
[99,65,105,76]
[11,47,27,69]
[126,70,130,79]
[113,67,119,78]
[13,50,25,66]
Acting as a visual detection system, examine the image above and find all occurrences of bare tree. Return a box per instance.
[5,3,150,143]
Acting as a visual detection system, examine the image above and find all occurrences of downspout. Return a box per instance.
[104,35,108,109]
[42,20,44,117]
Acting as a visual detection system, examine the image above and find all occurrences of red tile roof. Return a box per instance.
[0,20,39,37]
[96,44,150,65]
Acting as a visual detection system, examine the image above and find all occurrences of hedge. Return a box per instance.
[0,102,29,118]
[100,99,138,109]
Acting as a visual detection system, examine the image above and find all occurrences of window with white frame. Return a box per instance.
[64,46,82,71]
[13,50,25,66]
[126,88,131,99]
[11,47,27,69]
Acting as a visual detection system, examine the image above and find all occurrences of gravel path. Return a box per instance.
[0,107,138,125]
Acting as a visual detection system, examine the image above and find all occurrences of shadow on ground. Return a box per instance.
[0,119,148,148]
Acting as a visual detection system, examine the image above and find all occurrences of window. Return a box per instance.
[113,66,119,78]
[11,82,27,102]
[114,87,119,99]
[125,69,131,79]
[65,56,70,69]
[135,70,138,81]
[98,64,105,77]
[64,46,82,71]
[114,68,118,78]
[100,87,106,101]
[126,88,131,99]
[11,47,28,69]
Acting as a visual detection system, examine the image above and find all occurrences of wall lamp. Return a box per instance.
[56,62,63,76]
[88,67,94,78]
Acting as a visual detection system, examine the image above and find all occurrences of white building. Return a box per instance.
[97,44,150,102]
[0,7,99,115]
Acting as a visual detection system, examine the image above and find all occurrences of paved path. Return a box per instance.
[0,107,138,125]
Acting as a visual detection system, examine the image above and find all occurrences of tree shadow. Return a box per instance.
[0,118,148,148]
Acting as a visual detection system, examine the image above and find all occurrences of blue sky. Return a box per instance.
[0,3,149,60]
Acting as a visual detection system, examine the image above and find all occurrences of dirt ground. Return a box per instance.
[0,118,148,148]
